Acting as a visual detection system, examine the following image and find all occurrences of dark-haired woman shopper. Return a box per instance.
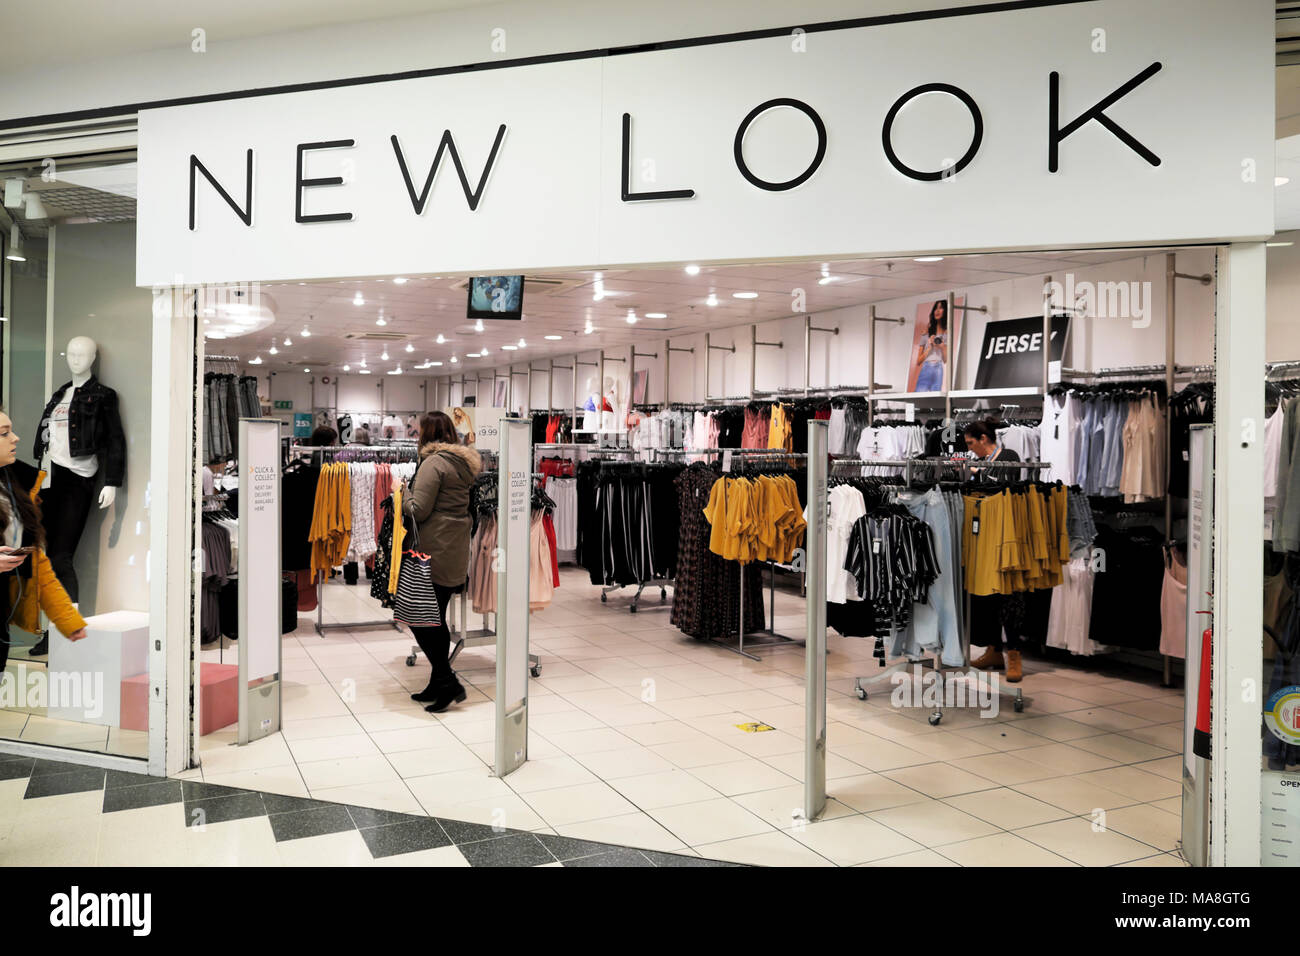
[394,411,482,713]
[0,410,87,678]
[962,418,1025,683]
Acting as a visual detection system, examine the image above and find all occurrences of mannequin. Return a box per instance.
[582,376,612,433]
[33,336,126,602]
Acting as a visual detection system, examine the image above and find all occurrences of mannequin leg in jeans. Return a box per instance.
[408,581,466,710]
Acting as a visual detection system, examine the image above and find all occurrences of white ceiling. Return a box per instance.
[222,248,1166,376]
[2,0,500,73]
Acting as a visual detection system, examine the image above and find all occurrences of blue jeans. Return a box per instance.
[915,362,943,392]
[897,489,964,666]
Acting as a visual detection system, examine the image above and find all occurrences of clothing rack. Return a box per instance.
[291,443,419,635]
[831,457,1053,720]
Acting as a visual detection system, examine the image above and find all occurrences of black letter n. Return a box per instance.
[189,150,253,230]
[1049,63,1162,173]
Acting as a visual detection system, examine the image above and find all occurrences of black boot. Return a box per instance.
[424,678,467,714]
[410,680,441,703]
[30,632,48,657]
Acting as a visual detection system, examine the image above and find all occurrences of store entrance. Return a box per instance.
[189,245,1202,863]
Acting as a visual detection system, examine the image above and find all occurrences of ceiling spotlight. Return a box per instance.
[359,357,367,368]
[626,310,638,324]
[733,292,758,299]
[393,277,408,284]
[646,313,666,319]
[451,356,459,363]
[430,361,443,366]
[592,280,605,301]
[474,319,484,333]
[381,349,389,360]
[545,334,563,340]
[303,367,311,373]
[269,343,279,355]
[358,368,372,374]
[706,294,718,307]
[684,264,700,276]
[405,342,414,352]
[518,338,526,348]
[353,292,364,305]
[283,336,293,346]
[393,365,403,375]
[502,344,517,351]
[594,271,603,281]
[436,333,446,344]
[913,256,944,263]
[584,320,594,334]
[249,356,262,365]
[301,314,313,337]
[5,224,24,262]
[376,316,387,326]
[343,364,351,371]
[481,345,491,354]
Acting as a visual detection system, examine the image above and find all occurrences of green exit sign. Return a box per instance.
[273,400,293,410]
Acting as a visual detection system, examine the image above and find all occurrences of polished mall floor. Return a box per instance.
[1,569,1189,867]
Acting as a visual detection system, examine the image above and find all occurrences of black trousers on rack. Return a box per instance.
[409,581,461,685]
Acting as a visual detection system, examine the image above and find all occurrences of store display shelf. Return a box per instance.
[948,386,1045,399]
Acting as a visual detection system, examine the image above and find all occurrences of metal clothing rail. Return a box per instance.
[834,457,1054,720]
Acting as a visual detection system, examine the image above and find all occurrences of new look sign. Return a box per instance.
[136,0,1273,287]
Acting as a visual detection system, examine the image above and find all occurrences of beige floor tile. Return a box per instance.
[298,754,401,790]
[942,787,1074,829]
[543,727,639,756]
[367,724,460,753]
[947,751,1058,786]
[1014,742,1121,774]
[695,830,836,867]
[869,799,1000,846]
[281,715,367,740]
[647,797,774,846]
[19,716,109,750]
[553,814,688,854]
[288,733,381,763]
[1068,734,1174,765]
[1075,766,1181,802]
[96,803,190,865]
[204,765,310,798]
[10,788,105,822]
[501,755,600,793]
[1011,714,1108,742]
[607,768,725,810]
[520,780,640,827]
[790,814,925,866]
[937,831,1078,866]
[386,743,489,777]
[650,737,749,769]
[179,815,284,867]
[688,758,799,796]
[882,762,998,799]
[760,749,869,782]
[832,737,932,772]
[1133,755,1182,781]
[898,731,997,760]
[276,829,376,867]
[372,844,471,867]
[1012,776,1141,814]
[1016,816,1160,866]
[573,746,678,780]
[862,848,960,867]
[199,733,296,775]
[1099,803,1181,852]
[353,710,436,733]
[1118,851,1190,868]
[1121,723,1184,751]
[425,792,548,831]
[311,779,425,815]
[953,723,1053,751]
[403,766,513,809]
[1065,707,1158,733]
[1108,698,1186,722]
[616,720,707,746]
[824,773,930,813]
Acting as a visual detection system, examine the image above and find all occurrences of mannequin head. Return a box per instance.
[585,375,596,395]
[66,336,98,377]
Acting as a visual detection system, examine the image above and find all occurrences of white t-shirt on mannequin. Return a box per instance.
[48,386,99,478]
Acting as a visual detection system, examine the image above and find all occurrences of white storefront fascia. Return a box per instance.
[135,0,1274,288]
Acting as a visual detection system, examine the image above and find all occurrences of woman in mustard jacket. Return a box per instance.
[0,410,86,675]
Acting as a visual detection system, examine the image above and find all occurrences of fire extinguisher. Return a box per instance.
[1193,607,1212,760]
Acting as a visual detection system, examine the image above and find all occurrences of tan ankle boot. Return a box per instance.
[970,647,1004,670]
[1005,650,1023,683]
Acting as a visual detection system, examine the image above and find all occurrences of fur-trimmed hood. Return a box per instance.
[419,440,481,478]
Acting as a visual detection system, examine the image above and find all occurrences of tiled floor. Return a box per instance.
[0,658,149,758]
[3,568,1191,867]
[0,756,735,866]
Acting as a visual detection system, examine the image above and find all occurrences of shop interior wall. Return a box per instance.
[0,0,995,126]
[1265,240,1300,362]
[50,221,153,616]
[8,239,50,446]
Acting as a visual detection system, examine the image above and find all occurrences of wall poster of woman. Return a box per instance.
[906,295,964,393]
